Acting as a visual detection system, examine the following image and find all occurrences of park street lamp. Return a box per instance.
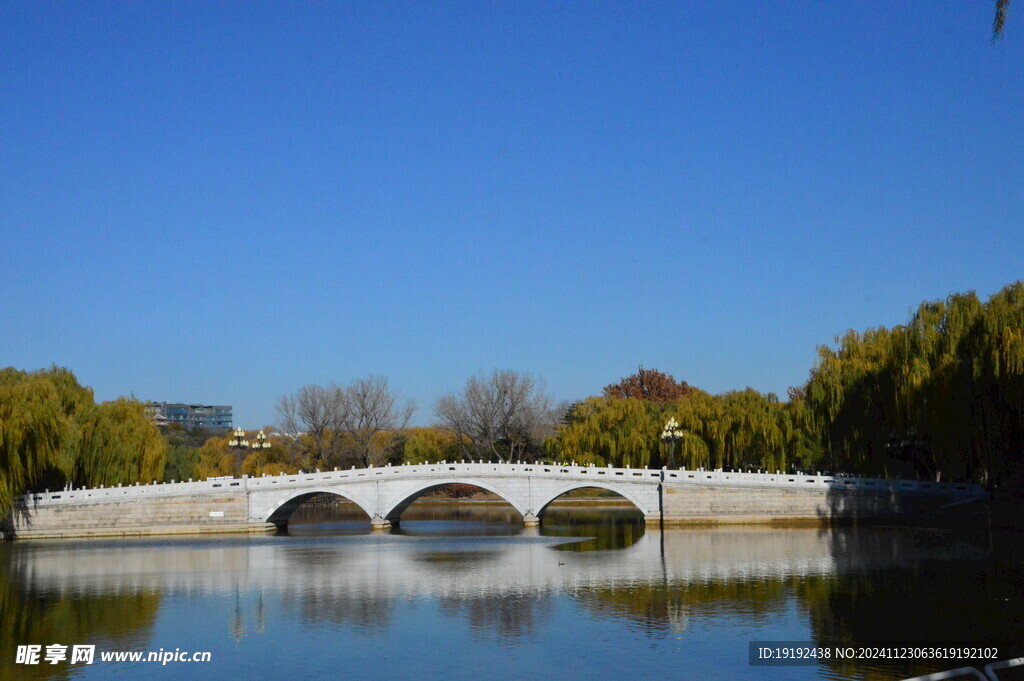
[228,428,272,477]
[253,429,271,476]
[661,417,683,470]
[228,428,248,478]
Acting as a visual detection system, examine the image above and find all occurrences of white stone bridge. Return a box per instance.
[3,462,988,539]
[258,461,669,528]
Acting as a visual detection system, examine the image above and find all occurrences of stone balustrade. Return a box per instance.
[20,462,987,508]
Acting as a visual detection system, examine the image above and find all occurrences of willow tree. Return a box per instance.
[892,292,986,482]
[667,388,809,473]
[779,392,823,473]
[0,371,67,513]
[402,427,467,464]
[193,433,236,479]
[75,398,167,487]
[241,432,298,477]
[550,387,819,472]
[719,389,788,472]
[552,397,662,468]
[803,282,1024,485]
[0,367,169,514]
[971,282,1024,484]
[668,391,722,469]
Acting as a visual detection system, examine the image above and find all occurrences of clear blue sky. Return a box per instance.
[2,2,1022,428]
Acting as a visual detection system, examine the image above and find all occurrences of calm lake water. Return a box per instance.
[2,500,1023,681]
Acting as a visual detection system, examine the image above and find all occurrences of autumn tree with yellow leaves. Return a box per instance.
[0,367,166,514]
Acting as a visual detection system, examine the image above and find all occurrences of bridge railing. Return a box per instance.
[661,468,985,498]
[16,462,988,507]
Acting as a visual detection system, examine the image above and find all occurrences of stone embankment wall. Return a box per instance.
[659,483,969,525]
[3,492,251,539]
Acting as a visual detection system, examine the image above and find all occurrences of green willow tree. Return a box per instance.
[551,397,663,468]
[75,398,166,487]
[549,387,820,473]
[666,389,819,473]
[0,369,67,514]
[0,367,166,515]
[402,427,467,464]
[803,282,1024,485]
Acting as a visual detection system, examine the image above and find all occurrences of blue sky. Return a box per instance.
[2,2,1022,428]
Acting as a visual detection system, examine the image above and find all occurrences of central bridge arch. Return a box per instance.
[263,489,375,528]
[247,466,662,530]
[534,482,652,517]
[381,478,528,522]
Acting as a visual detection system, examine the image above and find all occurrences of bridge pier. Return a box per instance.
[370,515,392,530]
[522,513,540,527]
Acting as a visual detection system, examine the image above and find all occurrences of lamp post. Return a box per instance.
[661,417,683,470]
[228,428,249,478]
[253,429,271,476]
[228,428,272,477]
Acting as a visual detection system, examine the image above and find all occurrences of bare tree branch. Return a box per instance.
[339,375,415,467]
[434,370,553,463]
[276,384,347,470]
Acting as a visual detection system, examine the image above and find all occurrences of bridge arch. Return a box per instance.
[534,482,652,518]
[262,489,375,527]
[381,478,528,522]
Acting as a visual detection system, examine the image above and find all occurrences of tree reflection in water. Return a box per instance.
[0,544,160,681]
[439,593,553,642]
[541,505,645,551]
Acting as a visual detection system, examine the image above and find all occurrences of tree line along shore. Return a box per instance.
[1,282,1022,517]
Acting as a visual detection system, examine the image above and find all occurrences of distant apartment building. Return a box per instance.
[144,402,233,431]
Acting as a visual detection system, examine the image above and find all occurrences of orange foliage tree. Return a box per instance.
[602,367,695,403]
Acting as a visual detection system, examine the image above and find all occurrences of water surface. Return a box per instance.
[1,502,1022,681]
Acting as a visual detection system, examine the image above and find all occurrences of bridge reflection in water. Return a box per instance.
[1,517,1021,681]
[4,523,989,598]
